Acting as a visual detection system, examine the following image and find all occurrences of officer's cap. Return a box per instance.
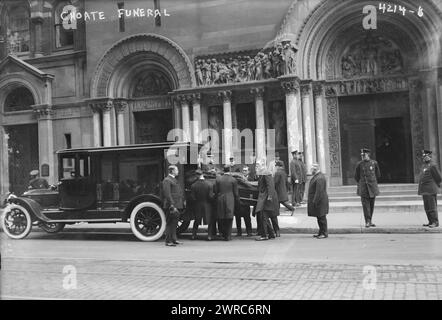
[30,170,39,176]
[422,150,432,156]
[291,150,298,155]
[360,148,371,154]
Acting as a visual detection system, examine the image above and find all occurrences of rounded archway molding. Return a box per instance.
[90,34,195,98]
[277,0,442,79]
[0,74,42,114]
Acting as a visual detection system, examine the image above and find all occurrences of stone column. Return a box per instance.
[191,93,202,143]
[102,100,113,147]
[33,105,55,185]
[281,77,301,157]
[114,99,128,146]
[436,70,442,167]
[301,81,316,170]
[90,104,102,147]
[219,90,233,163]
[178,95,191,142]
[0,126,9,194]
[251,87,266,161]
[313,82,329,175]
[30,14,44,57]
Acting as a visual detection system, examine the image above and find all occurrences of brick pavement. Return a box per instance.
[2,257,441,300]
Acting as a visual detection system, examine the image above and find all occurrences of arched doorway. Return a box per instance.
[3,87,39,194]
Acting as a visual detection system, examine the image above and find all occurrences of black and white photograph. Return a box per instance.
[0,0,441,306]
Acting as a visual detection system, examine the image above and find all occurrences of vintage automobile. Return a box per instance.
[1,142,258,241]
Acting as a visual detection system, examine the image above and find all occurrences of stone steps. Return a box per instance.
[292,201,424,214]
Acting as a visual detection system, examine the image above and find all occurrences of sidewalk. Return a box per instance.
[2,207,439,234]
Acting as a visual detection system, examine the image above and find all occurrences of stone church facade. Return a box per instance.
[1,0,441,194]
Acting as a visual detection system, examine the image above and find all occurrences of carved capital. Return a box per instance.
[218,90,232,103]
[281,80,299,94]
[301,84,311,96]
[313,83,324,97]
[88,99,113,113]
[114,99,128,113]
[190,93,202,104]
[250,87,265,99]
[33,104,54,118]
[324,85,337,97]
[177,94,191,105]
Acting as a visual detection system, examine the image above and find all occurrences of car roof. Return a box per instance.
[56,142,202,155]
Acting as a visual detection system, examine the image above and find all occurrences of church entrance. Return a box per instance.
[339,91,413,185]
[6,124,39,195]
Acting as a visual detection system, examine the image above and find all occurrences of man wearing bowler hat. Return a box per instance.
[28,170,49,190]
[354,148,381,228]
[289,150,302,207]
[418,150,441,228]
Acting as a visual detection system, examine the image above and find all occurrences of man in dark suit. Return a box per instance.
[274,161,295,215]
[289,150,302,207]
[255,159,279,241]
[234,166,253,237]
[354,148,381,228]
[418,150,441,228]
[247,151,257,181]
[28,170,49,190]
[308,163,329,239]
[214,165,240,241]
[161,165,185,247]
[190,169,215,240]
[297,152,307,204]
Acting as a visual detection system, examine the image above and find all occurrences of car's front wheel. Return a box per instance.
[1,204,32,239]
[129,202,166,241]
[39,222,65,233]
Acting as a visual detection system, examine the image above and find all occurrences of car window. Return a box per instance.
[62,156,75,179]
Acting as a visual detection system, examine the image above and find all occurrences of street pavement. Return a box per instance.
[1,232,441,300]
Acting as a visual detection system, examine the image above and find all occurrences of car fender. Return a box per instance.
[123,194,163,221]
[6,197,51,222]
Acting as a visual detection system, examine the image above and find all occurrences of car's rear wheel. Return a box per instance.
[39,222,65,233]
[1,204,32,239]
[130,202,166,241]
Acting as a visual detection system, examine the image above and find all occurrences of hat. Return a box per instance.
[422,150,432,156]
[195,169,203,175]
[30,170,39,176]
[360,148,371,154]
[291,150,298,155]
[223,165,231,172]
[229,156,234,161]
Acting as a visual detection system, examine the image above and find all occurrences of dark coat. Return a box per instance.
[214,173,239,219]
[274,168,289,202]
[299,161,307,183]
[29,177,49,189]
[190,178,214,225]
[307,172,329,217]
[354,159,380,198]
[255,174,280,216]
[161,175,184,209]
[290,159,302,181]
[418,163,442,195]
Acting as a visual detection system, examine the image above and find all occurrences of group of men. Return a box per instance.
[160,149,332,246]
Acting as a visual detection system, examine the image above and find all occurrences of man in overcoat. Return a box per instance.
[307,163,329,239]
[298,152,307,204]
[29,170,49,190]
[274,161,295,215]
[214,165,240,241]
[289,150,302,207]
[354,148,381,228]
[161,165,185,246]
[255,159,280,241]
[190,170,215,240]
[418,150,441,228]
[234,166,253,237]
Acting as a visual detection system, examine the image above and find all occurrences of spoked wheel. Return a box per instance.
[129,202,166,241]
[1,204,32,239]
[39,222,65,233]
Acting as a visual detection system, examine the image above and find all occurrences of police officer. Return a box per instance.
[354,148,381,228]
[418,150,441,228]
[28,170,49,190]
[289,150,302,207]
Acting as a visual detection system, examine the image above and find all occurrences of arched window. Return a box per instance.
[6,4,30,54]
[4,87,35,112]
[54,1,74,48]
